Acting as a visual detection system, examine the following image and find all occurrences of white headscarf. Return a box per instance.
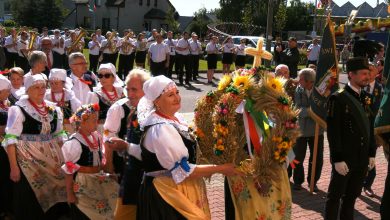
[0,74,11,91]
[137,75,177,130]
[24,74,46,91]
[98,63,124,87]
[49,68,73,89]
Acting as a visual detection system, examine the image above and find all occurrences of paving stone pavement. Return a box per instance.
[205,134,387,220]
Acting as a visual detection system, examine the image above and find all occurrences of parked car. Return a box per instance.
[232,36,275,53]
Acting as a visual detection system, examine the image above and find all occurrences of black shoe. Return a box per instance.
[364,187,374,197]
[313,185,319,192]
[293,184,302,190]
[193,77,198,81]
[185,81,191,86]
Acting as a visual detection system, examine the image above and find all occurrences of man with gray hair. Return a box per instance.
[24,50,48,79]
[275,64,290,79]
[289,68,324,191]
[68,52,97,104]
[275,64,298,101]
[104,68,151,219]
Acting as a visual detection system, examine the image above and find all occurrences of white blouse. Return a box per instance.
[3,97,66,147]
[236,44,246,56]
[142,113,195,184]
[223,43,235,53]
[45,88,81,113]
[103,98,130,141]
[61,132,103,174]
[11,87,25,100]
[86,86,123,106]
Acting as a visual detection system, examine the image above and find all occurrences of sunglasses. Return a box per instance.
[98,74,113,79]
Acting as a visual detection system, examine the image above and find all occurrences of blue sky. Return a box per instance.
[170,0,386,16]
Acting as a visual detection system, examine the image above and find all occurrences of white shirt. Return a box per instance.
[176,38,190,55]
[86,86,123,106]
[88,40,100,56]
[307,44,321,61]
[135,39,148,52]
[223,43,235,53]
[164,38,177,55]
[51,36,65,55]
[103,98,131,141]
[189,40,202,55]
[11,87,25,100]
[146,36,155,49]
[96,35,105,43]
[17,40,28,57]
[45,88,81,113]
[236,44,246,56]
[101,39,115,54]
[206,42,218,54]
[70,73,93,105]
[4,35,17,53]
[148,42,170,63]
[117,37,135,55]
[348,82,362,95]
[367,80,375,94]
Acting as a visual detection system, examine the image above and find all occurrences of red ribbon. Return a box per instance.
[79,78,92,85]
[289,159,300,169]
[66,161,78,173]
[245,111,261,155]
[0,70,10,75]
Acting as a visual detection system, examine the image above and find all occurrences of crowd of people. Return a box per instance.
[0,25,389,220]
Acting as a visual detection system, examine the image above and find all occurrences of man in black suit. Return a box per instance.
[277,37,300,78]
[324,57,376,220]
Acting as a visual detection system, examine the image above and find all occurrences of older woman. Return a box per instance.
[25,50,48,79]
[62,104,119,220]
[45,68,81,132]
[8,67,25,105]
[0,75,12,219]
[136,75,240,220]
[3,74,68,219]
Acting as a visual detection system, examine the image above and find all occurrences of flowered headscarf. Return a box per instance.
[70,103,100,123]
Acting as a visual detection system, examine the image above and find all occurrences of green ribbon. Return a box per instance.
[4,134,18,140]
[244,99,270,138]
[54,130,68,138]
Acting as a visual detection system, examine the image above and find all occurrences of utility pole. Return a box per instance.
[265,0,274,67]
[312,0,317,38]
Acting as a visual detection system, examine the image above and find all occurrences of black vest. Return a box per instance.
[18,106,58,135]
[72,136,102,167]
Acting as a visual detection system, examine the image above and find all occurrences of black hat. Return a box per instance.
[346,57,369,72]
[288,37,297,42]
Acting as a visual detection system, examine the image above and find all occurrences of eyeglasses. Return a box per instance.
[98,74,113,79]
[71,62,88,66]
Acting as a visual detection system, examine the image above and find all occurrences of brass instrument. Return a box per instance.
[66,28,86,54]
[122,31,134,54]
[28,31,37,51]
[108,31,117,53]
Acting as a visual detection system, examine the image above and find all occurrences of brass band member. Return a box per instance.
[135,33,148,68]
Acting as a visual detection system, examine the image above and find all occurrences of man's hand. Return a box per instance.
[334,161,349,176]
[369,157,375,170]
[105,137,128,152]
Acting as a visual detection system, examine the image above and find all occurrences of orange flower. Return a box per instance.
[103,129,110,137]
[132,119,139,128]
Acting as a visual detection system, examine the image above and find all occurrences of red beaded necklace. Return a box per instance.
[102,87,118,102]
[51,90,65,106]
[28,99,48,116]
[155,111,180,124]
[80,132,99,150]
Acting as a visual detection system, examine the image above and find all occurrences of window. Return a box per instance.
[154,0,157,7]
[139,0,142,6]
[147,0,150,6]
[102,18,110,30]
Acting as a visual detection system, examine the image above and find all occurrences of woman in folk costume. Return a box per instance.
[87,63,124,180]
[62,104,119,220]
[8,67,25,105]
[3,74,68,219]
[136,75,241,220]
[45,68,81,133]
[0,75,13,219]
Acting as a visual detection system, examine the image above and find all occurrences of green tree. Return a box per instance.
[285,0,314,31]
[190,7,211,38]
[165,7,179,33]
[11,0,64,29]
[274,1,287,36]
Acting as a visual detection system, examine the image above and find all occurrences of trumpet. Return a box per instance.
[122,31,134,54]
[108,31,117,53]
[67,28,86,54]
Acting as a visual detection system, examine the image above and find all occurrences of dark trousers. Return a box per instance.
[324,167,367,220]
[289,135,324,186]
[306,59,317,67]
[110,53,118,66]
[150,60,166,76]
[102,53,111,64]
[363,167,376,189]
[52,51,64,69]
[381,161,390,219]
[191,54,200,80]
[167,55,176,79]
[176,54,191,84]
[5,50,18,69]
[16,56,29,73]
[89,54,99,73]
[118,53,133,80]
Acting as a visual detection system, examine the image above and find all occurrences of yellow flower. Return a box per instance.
[265,77,283,93]
[274,151,280,160]
[280,142,288,149]
[233,75,253,91]
[217,75,232,91]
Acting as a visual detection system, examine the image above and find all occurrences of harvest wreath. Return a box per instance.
[194,67,300,183]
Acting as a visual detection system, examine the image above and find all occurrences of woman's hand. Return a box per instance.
[10,166,21,182]
[105,137,128,152]
[220,163,244,177]
[67,191,78,204]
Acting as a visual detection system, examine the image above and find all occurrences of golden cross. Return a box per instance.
[245,37,273,67]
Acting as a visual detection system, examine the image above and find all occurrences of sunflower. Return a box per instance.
[217,75,232,91]
[265,77,284,93]
[232,75,253,91]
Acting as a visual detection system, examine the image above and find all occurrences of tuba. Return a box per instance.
[108,31,117,53]
[28,31,37,51]
[67,28,86,54]
[122,31,134,54]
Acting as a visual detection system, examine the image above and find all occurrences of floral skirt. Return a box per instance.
[74,172,119,220]
[227,168,292,220]
[16,136,66,212]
